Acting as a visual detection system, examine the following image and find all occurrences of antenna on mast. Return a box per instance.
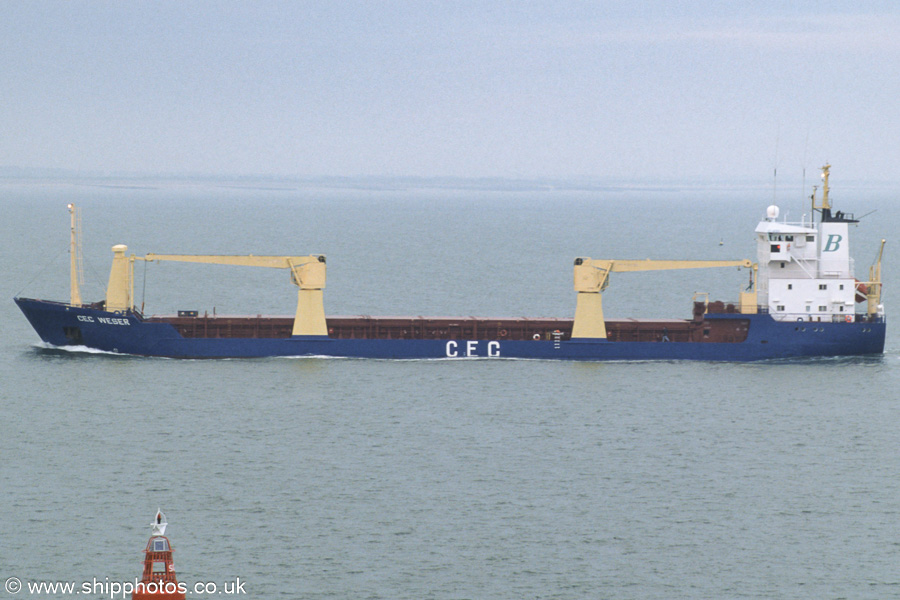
[801,166,806,223]
[801,129,809,206]
[772,126,780,201]
[773,165,777,201]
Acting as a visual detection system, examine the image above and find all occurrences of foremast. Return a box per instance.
[67,203,83,306]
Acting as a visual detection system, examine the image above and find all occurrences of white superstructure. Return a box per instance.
[754,165,862,323]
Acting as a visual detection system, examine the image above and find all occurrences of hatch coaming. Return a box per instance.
[150,311,750,343]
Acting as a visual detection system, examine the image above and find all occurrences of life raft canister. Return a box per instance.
[855,279,869,303]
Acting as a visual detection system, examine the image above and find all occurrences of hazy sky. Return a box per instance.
[3,1,900,183]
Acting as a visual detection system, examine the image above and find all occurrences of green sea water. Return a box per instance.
[2,178,899,599]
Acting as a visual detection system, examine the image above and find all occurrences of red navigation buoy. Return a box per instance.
[132,509,186,600]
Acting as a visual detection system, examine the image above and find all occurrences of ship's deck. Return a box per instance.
[146,312,751,343]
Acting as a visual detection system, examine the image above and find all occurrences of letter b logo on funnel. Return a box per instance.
[823,234,842,252]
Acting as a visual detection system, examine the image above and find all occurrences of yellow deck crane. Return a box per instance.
[866,239,886,317]
[104,245,328,336]
[571,258,757,339]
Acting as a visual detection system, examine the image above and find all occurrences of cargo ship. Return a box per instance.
[15,166,886,360]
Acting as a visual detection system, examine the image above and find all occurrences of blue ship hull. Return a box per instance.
[15,297,886,361]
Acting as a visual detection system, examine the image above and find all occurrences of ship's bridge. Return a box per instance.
[754,204,859,322]
[754,220,816,236]
[754,219,818,265]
